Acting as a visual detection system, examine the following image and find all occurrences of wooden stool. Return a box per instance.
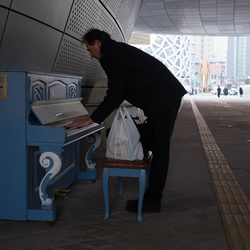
[102,153,152,222]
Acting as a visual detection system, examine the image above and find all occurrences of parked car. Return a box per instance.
[230,88,238,95]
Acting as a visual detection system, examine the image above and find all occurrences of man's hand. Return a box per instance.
[66,115,93,129]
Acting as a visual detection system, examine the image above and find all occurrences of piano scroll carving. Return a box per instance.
[85,131,102,170]
[39,151,62,209]
[69,83,77,98]
[31,78,78,102]
[32,80,46,101]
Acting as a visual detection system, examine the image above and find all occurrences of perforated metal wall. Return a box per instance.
[0,0,141,87]
[102,0,122,16]
[11,0,72,31]
[117,1,141,39]
[102,0,141,41]
[0,0,11,7]
[53,0,141,86]
[0,7,8,40]
[65,0,103,38]
[53,35,86,76]
[54,1,107,85]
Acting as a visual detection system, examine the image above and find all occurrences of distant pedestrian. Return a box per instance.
[189,87,193,96]
[223,87,228,96]
[239,87,243,97]
[217,86,221,98]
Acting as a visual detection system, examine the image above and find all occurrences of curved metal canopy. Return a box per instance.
[133,0,250,36]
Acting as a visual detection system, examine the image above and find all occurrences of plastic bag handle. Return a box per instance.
[119,105,137,129]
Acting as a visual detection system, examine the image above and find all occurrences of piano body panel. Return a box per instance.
[27,123,66,146]
[0,70,104,222]
[0,71,28,220]
[0,141,27,221]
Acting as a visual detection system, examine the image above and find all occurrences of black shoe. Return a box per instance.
[125,199,161,213]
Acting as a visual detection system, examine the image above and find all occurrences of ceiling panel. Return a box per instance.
[132,0,250,36]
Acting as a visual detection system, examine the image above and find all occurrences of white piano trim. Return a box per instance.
[39,151,62,209]
[85,132,102,170]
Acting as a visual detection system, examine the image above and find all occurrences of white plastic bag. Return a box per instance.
[106,105,144,161]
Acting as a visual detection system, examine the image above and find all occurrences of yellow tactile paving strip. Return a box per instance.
[190,98,250,250]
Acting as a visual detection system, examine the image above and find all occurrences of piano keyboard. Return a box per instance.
[66,122,99,136]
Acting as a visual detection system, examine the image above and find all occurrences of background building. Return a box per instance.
[131,34,228,93]
[227,36,250,86]
[190,36,227,91]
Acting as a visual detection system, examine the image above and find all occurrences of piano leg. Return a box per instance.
[38,149,62,209]
[78,131,102,180]
[27,147,62,222]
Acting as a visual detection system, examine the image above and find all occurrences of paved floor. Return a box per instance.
[1,94,250,250]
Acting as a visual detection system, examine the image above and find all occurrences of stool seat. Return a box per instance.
[102,153,152,222]
[102,153,152,169]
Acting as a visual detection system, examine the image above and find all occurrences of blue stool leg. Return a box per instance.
[103,168,110,220]
[118,177,123,196]
[138,169,146,222]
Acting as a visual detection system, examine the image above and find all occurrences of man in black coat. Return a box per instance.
[67,29,187,212]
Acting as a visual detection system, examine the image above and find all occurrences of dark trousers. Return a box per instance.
[144,98,182,204]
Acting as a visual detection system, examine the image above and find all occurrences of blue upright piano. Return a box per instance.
[0,70,104,223]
